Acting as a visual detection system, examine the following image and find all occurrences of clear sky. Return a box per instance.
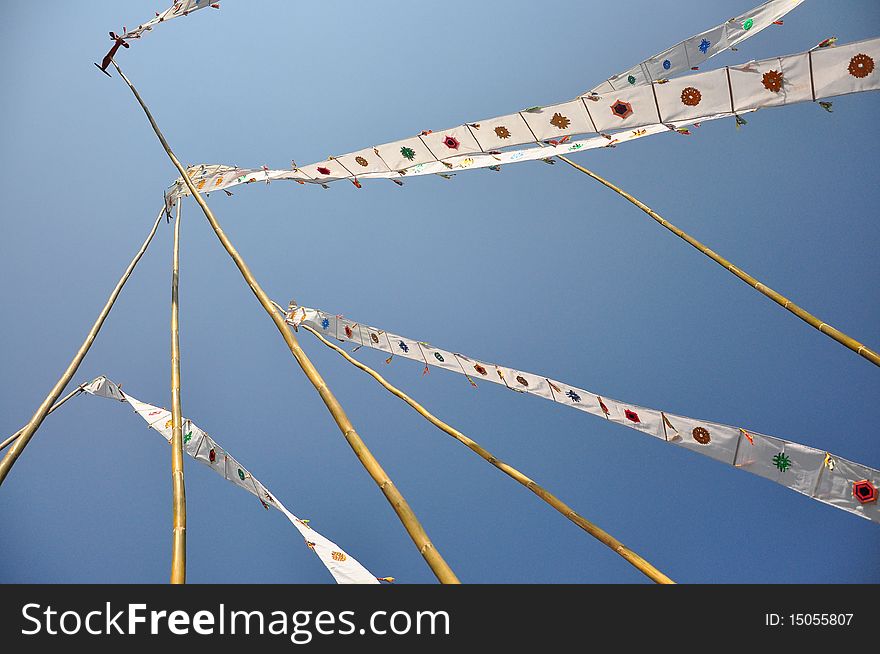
[1,1,878,584]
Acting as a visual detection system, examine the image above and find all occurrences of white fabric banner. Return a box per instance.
[82,377,381,584]
[287,305,880,525]
[587,0,807,94]
[164,37,879,208]
[120,1,216,41]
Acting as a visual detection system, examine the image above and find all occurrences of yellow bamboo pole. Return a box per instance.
[302,324,674,584]
[112,61,459,584]
[557,156,880,368]
[0,385,87,453]
[170,201,187,584]
[0,207,165,486]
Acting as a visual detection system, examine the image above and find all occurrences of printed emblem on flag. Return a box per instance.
[680,87,702,106]
[663,59,671,70]
[550,113,571,130]
[209,448,216,463]
[610,100,633,119]
[494,126,511,139]
[624,409,641,423]
[355,156,369,167]
[516,375,529,387]
[848,53,875,79]
[398,341,409,353]
[692,426,711,445]
[762,70,783,92]
[321,318,330,329]
[331,551,347,562]
[165,419,173,429]
[344,325,353,338]
[474,364,488,376]
[852,480,877,504]
[370,333,380,344]
[434,352,445,362]
[317,167,331,176]
[566,389,581,403]
[238,468,246,481]
[772,452,792,472]
[400,146,416,161]
[442,135,461,150]
[699,38,711,54]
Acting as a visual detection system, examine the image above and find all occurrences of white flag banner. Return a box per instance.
[164,37,879,208]
[288,305,880,525]
[118,1,217,42]
[82,377,382,584]
[587,0,806,94]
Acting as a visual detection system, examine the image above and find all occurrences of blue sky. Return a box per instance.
[1,1,878,584]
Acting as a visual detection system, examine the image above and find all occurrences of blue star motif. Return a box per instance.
[321,318,330,330]
[566,390,582,403]
[699,38,711,54]
[663,59,671,70]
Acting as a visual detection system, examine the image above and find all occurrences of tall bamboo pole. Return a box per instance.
[557,155,880,368]
[0,385,87,453]
[112,61,459,584]
[169,201,187,584]
[302,324,674,584]
[0,208,165,486]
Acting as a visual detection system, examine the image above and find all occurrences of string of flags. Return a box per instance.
[97,1,219,74]
[285,305,880,525]
[81,376,385,584]
[163,36,879,209]
[587,0,805,94]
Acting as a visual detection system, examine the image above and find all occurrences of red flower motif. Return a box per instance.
[625,409,641,423]
[443,135,461,150]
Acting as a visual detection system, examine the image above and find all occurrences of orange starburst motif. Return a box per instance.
[550,112,571,130]
[848,53,874,79]
[680,87,702,106]
[762,69,783,93]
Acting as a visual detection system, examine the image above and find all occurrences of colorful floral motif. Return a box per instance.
[772,452,792,473]
[848,53,875,79]
[692,427,711,445]
[762,69,783,92]
[442,135,461,150]
[680,86,702,106]
[610,99,633,119]
[550,113,571,130]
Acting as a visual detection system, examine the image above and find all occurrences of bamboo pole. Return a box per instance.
[112,61,460,584]
[0,208,165,486]
[0,385,87,453]
[169,201,187,584]
[557,155,880,368]
[302,324,674,584]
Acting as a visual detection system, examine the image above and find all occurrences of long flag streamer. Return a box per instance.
[586,0,805,94]
[163,36,879,207]
[286,305,880,525]
[82,376,382,584]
